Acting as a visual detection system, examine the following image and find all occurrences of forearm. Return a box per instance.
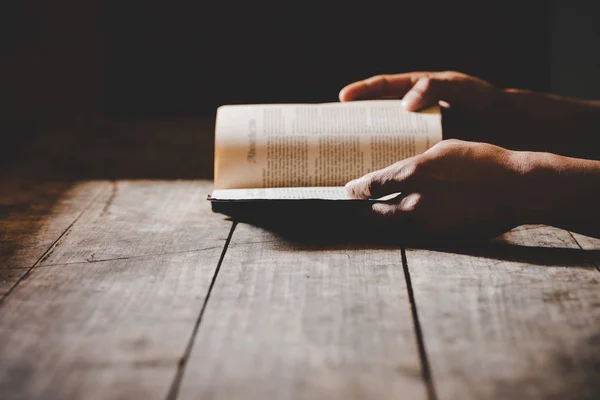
[498,89,600,160]
[515,151,600,238]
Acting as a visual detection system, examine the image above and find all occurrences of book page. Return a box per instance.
[210,187,400,201]
[211,187,351,200]
[214,100,442,189]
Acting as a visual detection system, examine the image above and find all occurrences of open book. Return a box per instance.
[208,100,442,206]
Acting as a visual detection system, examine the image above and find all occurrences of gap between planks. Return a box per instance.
[165,221,238,400]
[178,224,429,399]
[402,248,438,400]
[567,231,600,273]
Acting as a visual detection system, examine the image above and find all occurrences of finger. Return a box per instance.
[372,192,421,217]
[339,73,429,102]
[371,193,439,242]
[345,155,421,199]
[400,73,473,111]
[367,193,422,236]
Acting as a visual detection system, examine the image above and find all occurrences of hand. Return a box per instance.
[345,139,529,240]
[339,71,506,144]
[339,71,600,160]
[339,71,500,113]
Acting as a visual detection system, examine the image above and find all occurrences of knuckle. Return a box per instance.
[363,173,384,196]
[415,76,432,93]
[441,70,464,79]
[398,161,420,181]
[368,171,392,194]
[427,140,452,155]
[443,138,462,145]
[434,139,466,154]
[441,70,457,77]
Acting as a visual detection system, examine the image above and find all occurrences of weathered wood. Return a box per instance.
[0,180,232,400]
[177,222,427,400]
[571,232,600,270]
[406,224,600,400]
[0,179,106,297]
[570,233,600,251]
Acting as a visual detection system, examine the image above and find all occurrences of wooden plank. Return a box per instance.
[570,232,600,270]
[177,222,427,400]
[0,180,233,400]
[0,179,106,297]
[406,225,600,400]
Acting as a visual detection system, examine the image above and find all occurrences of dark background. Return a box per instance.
[1,1,599,157]
[104,2,553,117]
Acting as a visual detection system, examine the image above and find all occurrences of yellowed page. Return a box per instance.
[210,186,401,201]
[211,187,350,200]
[214,100,441,189]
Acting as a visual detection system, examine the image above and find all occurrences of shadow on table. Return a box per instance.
[430,240,600,267]
[217,204,600,268]
[492,331,600,400]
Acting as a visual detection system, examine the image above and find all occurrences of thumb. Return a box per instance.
[401,73,494,112]
[345,156,420,199]
[401,76,449,111]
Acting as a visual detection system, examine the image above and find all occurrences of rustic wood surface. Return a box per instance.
[406,225,600,400]
[1,119,599,399]
[0,180,105,297]
[571,231,600,267]
[177,222,428,400]
[0,180,232,399]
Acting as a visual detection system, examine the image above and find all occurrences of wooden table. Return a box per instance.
[1,119,600,400]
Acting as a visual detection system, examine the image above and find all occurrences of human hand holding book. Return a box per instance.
[209,100,441,202]
[208,70,600,240]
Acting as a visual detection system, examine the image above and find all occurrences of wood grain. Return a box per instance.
[0,180,232,400]
[0,179,106,297]
[406,225,600,400]
[177,222,427,400]
[571,232,600,270]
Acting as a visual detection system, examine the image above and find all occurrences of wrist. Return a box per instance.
[498,89,600,159]
[506,150,566,225]
[508,150,600,227]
